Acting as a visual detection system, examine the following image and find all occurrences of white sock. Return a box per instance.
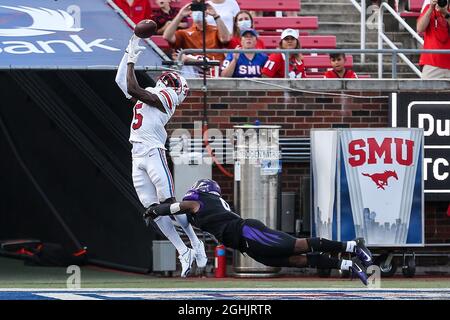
[345,241,357,253]
[340,259,353,271]
[174,214,201,248]
[154,216,188,255]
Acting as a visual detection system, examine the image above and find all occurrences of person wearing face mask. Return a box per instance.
[261,28,306,79]
[228,10,265,49]
[417,0,450,79]
[163,2,231,67]
[221,29,268,78]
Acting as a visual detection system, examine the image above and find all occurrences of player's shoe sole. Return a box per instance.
[350,257,369,286]
[179,248,195,278]
[194,241,208,268]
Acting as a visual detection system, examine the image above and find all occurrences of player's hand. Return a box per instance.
[127,35,146,64]
[143,204,158,226]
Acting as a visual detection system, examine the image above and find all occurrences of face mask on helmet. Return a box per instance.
[190,179,221,196]
[156,72,189,103]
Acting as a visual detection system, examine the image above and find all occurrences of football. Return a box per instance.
[134,19,157,38]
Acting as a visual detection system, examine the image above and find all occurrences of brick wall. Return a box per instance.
[166,86,450,244]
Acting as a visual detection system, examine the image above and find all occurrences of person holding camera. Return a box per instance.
[417,0,450,79]
[163,1,231,66]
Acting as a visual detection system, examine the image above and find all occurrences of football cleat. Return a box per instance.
[193,241,208,268]
[354,238,373,267]
[179,248,195,278]
[349,257,369,286]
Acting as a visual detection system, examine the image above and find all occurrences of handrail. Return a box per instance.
[349,0,366,64]
[174,48,450,78]
[378,2,424,78]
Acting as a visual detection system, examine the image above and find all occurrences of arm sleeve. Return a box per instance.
[115,52,132,99]
[173,30,185,48]
[261,55,280,78]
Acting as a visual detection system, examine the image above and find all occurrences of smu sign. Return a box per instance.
[348,138,414,167]
[311,129,424,246]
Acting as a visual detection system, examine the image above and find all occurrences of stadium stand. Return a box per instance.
[261,35,336,49]
[253,16,318,31]
[400,0,424,18]
[150,35,336,50]
[169,0,301,12]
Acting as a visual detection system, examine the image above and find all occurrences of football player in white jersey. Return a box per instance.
[115,35,207,277]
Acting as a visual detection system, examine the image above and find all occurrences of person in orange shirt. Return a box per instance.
[163,2,231,77]
[113,0,152,25]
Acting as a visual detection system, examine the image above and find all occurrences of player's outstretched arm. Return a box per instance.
[150,201,201,216]
[126,35,166,113]
[126,63,165,113]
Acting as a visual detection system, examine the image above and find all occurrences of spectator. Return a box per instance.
[221,29,268,78]
[417,0,450,79]
[163,2,231,77]
[261,29,306,79]
[205,0,241,34]
[324,53,358,78]
[113,0,152,25]
[228,10,265,49]
[152,0,189,35]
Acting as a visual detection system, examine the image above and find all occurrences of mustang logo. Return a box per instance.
[362,170,398,190]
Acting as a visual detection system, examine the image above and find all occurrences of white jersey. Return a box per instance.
[114,51,182,155]
[129,86,179,153]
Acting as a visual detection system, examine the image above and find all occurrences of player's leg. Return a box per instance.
[240,219,369,285]
[241,218,372,266]
[302,237,373,267]
[149,148,207,267]
[132,156,194,277]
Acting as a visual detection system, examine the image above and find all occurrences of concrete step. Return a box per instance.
[352,54,419,65]
[339,41,404,49]
[316,22,364,33]
[310,30,407,43]
[353,62,420,74]
[354,71,420,79]
[312,13,362,23]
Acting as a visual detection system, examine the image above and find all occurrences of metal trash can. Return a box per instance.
[233,125,281,277]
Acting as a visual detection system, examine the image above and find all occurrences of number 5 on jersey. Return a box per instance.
[132,103,144,129]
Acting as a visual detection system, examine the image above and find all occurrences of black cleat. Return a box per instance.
[354,238,373,267]
[349,257,369,286]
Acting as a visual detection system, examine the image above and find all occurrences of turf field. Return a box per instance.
[1,257,449,300]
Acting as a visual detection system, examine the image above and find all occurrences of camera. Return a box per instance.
[437,0,448,8]
[191,0,206,11]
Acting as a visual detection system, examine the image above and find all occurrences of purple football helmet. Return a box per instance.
[189,179,221,196]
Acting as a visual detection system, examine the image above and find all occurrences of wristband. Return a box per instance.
[214,15,221,20]
[170,202,181,214]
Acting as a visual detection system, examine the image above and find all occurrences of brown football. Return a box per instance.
[134,19,157,38]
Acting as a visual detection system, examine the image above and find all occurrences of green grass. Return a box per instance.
[1,257,449,289]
